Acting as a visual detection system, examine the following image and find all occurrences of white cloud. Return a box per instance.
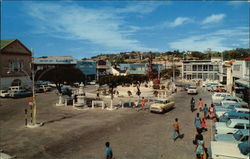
[24,2,159,52]
[202,14,226,24]
[168,27,248,52]
[169,17,193,27]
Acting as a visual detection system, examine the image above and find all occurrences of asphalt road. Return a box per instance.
[0,87,214,159]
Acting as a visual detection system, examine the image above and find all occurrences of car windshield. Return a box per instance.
[155,101,165,104]
[189,86,196,89]
[226,120,232,127]
[233,130,243,141]
[238,141,249,155]
[1,90,8,93]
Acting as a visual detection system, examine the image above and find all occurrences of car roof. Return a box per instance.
[230,119,249,124]
[227,111,249,117]
[234,108,250,112]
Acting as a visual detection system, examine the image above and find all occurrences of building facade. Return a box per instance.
[34,56,97,82]
[182,58,223,81]
[0,39,32,90]
[119,63,162,75]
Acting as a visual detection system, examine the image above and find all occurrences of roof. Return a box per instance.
[244,57,250,61]
[0,39,16,49]
[230,118,249,124]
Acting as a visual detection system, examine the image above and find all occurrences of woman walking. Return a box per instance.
[209,104,215,120]
[194,113,202,132]
[197,98,204,112]
[203,104,209,119]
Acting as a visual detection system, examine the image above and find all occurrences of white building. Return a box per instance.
[182,57,223,81]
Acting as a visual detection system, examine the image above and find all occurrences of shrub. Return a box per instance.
[161,85,165,89]
[153,91,158,97]
[145,84,148,87]
[127,91,132,96]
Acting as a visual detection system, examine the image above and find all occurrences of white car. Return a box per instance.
[221,96,248,107]
[187,86,198,94]
[214,129,249,144]
[215,119,249,134]
[0,90,9,98]
[211,141,249,159]
[212,93,231,105]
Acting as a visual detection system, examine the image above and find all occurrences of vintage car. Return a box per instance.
[215,119,249,134]
[219,111,249,122]
[0,90,9,98]
[212,93,231,105]
[211,140,249,159]
[149,99,175,113]
[214,129,249,144]
[9,90,33,98]
[216,107,249,119]
[215,102,242,113]
[220,96,248,108]
[187,86,198,95]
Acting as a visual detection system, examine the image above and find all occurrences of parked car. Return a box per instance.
[9,90,33,98]
[184,84,191,91]
[219,111,249,122]
[211,140,249,159]
[149,99,175,113]
[56,87,72,96]
[220,96,248,108]
[187,86,198,95]
[214,129,249,144]
[0,90,9,98]
[215,102,242,113]
[40,85,52,91]
[215,119,249,134]
[206,83,219,91]
[89,80,96,85]
[216,107,249,119]
[8,86,24,93]
[212,93,231,105]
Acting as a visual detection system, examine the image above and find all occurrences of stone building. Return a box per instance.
[0,39,32,90]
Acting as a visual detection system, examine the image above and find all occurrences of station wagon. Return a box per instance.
[215,119,249,134]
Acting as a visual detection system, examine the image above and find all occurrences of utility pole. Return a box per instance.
[172,53,175,82]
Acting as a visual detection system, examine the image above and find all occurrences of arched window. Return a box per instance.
[11,79,22,86]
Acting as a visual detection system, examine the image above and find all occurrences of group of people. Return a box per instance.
[193,98,215,159]
[134,97,146,111]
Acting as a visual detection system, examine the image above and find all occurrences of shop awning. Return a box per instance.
[235,79,250,88]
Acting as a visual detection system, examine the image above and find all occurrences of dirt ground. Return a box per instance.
[0,86,214,159]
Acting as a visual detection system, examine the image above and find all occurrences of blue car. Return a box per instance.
[215,103,242,112]
[219,111,249,122]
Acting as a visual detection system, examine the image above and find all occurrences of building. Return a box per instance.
[34,56,96,82]
[232,58,250,104]
[182,57,223,81]
[0,39,32,90]
[119,63,162,75]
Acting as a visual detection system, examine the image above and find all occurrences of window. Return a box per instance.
[213,65,219,71]
[234,123,244,129]
[198,65,202,71]
[209,65,213,71]
[192,65,197,71]
[198,73,202,79]
[203,65,208,71]
[233,65,241,71]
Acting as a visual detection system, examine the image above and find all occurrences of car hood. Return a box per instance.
[211,141,247,159]
[215,122,227,129]
[214,134,235,142]
[150,104,163,108]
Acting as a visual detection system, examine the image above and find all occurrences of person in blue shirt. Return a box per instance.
[105,142,113,159]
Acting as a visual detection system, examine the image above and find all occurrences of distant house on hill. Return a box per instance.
[0,39,32,89]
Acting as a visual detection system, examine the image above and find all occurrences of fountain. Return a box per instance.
[73,82,85,107]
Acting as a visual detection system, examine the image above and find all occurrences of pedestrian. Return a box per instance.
[191,97,195,112]
[194,113,202,133]
[172,118,180,141]
[195,138,205,159]
[209,104,215,120]
[203,104,209,119]
[193,129,203,145]
[197,98,204,112]
[105,142,113,159]
[141,97,145,110]
[201,118,207,132]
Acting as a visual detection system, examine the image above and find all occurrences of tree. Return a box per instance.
[37,66,85,96]
[160,68,180,79]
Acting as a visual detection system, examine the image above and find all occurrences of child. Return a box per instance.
[197,98,204,112]
[201,118,207,132]
[172,118,180,141]
[105,142,113,159]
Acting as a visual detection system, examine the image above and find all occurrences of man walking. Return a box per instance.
[141,97,145,110]
[172,118,180,141]
[191,97,195,112]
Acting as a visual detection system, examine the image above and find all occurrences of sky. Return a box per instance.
[1,1,249,58]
